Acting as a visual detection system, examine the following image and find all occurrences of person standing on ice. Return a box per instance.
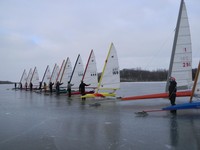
[49,82,54,94]
[79,80,90,101]
[67,81,74,98]
[168,77,177,114]
[56,81,63,95]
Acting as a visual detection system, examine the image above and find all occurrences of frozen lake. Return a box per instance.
[0,82,200,150]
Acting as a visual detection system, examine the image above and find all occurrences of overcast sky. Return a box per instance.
[0,0,200,82]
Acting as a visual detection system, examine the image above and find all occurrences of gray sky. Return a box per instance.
[0,0,200,82]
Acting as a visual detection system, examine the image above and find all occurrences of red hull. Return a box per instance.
[121,91,192,101]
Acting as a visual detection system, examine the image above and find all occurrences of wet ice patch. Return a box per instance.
[105,122,111,125]
[165,144,172,149]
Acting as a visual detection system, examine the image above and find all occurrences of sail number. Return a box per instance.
[112,68,119,75]
[183,62,191,67]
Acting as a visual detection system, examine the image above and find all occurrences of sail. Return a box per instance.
[26,68,33,85]
[19,69,27,88]
[56,60,65,83]
[42,65,51,85]
[31,67,40,88]
[50,64,60,85]
[82,50,98,89]
[98,43,120,90]
[166,0,192,91]
[122,0,194,101]
[60,57,72,88]
[70,54,84,89]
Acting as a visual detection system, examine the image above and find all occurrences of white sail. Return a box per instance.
[42,65,51,85]
[57,60,65,83]
[166,0,192,91]
[31,67,40,88]
[50,64,60,86]
[19,69,27,88]
[98,43,120,90]
[60,57,72,88]
[70,54,84,89]
[26,68,33,85]
[82,50,98,89]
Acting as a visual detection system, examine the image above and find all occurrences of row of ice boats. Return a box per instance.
[18,43,120,97]
[18,0,200,112]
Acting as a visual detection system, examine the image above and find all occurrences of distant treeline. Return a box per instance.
[120,68,198,82]
[0,81,13,84]
[0,68,198,84]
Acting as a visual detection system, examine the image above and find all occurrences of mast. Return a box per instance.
[30,67,36,84]
[190,62,200,102]
[60,58,68,83]
[82,50,93,81]
[97,43,113,90]
[50,63,56,82]
[69,54,80,82]
[56,60,65,82]
[41,65,49,84]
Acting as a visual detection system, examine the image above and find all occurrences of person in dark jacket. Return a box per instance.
[67,81,74,97]
[39,82,42,91]
[20,82,22,90]
[168,77,177,114]
[49,82,54,94]
[25,82,28,91]
[79,80,90,101]
[56,81,63,95]
[30,82,33,91]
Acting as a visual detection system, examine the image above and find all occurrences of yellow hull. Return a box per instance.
[81,92,116,98]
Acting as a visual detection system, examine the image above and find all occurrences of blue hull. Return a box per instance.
[162,101,200,110]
